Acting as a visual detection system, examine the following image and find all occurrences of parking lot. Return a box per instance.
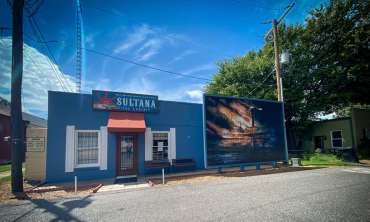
[1,167,369,222]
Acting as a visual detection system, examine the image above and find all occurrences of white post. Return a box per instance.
[162,168,165,185]
[74,176,77,193]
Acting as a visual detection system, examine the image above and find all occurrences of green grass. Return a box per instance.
[301,153,349,166]
[0,175,11,185]
[0,164,11,173]
[0,165,25,185]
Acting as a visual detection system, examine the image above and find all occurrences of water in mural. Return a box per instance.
[204,95,286,166]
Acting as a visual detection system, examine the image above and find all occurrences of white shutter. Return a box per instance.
[170,128,176,161]
[145,128,153,161]
[65,125,75,172]
[100,126,108,170]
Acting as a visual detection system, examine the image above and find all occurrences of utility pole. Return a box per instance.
[10,0,25,194]
[272,19,282,101]
[265,2,295,101]
[264,2,295,163]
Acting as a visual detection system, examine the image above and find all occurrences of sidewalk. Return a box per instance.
[0,171,10,179]
[97,182,150,193]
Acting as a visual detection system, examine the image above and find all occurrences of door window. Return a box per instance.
[121,136,134,170]
[314,136,324,149]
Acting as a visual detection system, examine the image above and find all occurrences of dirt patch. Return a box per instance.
[0,181,100,202]
[149,166,321,186]
[359,160,370,165]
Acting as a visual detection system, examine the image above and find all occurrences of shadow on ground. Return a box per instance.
[12,195,93,222]
[149,166,324,185]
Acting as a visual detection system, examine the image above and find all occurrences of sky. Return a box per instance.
[0,0,327,118]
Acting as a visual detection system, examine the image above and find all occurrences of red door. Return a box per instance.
[116,134,138,176]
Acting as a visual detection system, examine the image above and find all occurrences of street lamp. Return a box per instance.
[250,106,263,128]
[250,106,263,150]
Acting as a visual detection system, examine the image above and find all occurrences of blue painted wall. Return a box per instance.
[46,91,204,183]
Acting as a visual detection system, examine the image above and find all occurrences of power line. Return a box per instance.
[27,18,71,92]
[232,0,282,11]
[264,1,296,39]
[83,47,213,82]
[21,0,73,92]
[24,0,44,17]
[20,35,215,83]
[26,15,74,92]
[248,69,275,96]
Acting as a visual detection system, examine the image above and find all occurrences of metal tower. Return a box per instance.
[76,0,82,93]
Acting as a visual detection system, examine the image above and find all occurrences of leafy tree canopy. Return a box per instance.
[206,0,369,135]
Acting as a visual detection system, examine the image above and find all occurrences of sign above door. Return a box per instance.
[92,90,159,113]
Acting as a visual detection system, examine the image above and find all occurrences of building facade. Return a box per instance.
[0,97,47,164]
[302,118,354,152]
[46,91,289,183]
[303,108,370,155]
[46,91,204,182]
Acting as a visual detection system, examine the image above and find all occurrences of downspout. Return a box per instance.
[349,110,358,162]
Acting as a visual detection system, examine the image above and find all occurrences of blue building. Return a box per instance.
[46,91,288,183]
[46,91,205,183]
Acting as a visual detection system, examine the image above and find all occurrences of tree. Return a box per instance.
[206,0,370,149]
[305,0,370,105]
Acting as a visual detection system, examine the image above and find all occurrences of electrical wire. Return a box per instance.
[21,33,214,83]
[83,47,213,82]
[26,16,74,92]
[248,69,275,96]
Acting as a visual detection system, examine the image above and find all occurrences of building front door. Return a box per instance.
[314,136,325,150]
[116,134,138,176]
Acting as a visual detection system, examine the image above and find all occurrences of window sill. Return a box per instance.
[75,164,100,169]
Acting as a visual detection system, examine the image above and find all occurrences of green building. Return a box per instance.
[303,108,370,156]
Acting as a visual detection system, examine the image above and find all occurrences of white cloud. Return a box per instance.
[113,24,194,63]
[82,76,156,96]
[135,38,162,61]
[0,38,76,117]
[85,33,97,48]
[186,89,203,101]
[113,24,154,54]
[168,49,196,65]
[84,75,205,104]
[161,84,205,103]
[182,63,216,75]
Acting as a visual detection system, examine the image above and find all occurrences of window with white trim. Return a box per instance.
[331,130,343,148]
[363,128,370,140]
[75,130,100,167]
[152,132,169,160]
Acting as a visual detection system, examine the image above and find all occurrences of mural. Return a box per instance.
[204,95,286,166]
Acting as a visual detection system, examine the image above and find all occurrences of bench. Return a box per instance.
[144,160,171,169]
[171,158,196,172]
[172,158,196,167]
[217,161,278,173]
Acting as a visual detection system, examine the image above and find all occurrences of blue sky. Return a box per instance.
[0,0,327,118]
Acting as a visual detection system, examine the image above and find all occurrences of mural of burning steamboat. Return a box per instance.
[204,95,287,166]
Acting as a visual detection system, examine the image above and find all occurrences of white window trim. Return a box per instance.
[330,130,343,148]
[151,131,170,161]
[74,130,101,168]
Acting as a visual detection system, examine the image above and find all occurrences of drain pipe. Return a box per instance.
[74,176,78,193]
[162,168,165,185]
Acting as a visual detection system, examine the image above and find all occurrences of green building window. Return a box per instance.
[331,130,343,148]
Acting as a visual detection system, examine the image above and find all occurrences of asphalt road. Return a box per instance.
[1,167,370,222]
